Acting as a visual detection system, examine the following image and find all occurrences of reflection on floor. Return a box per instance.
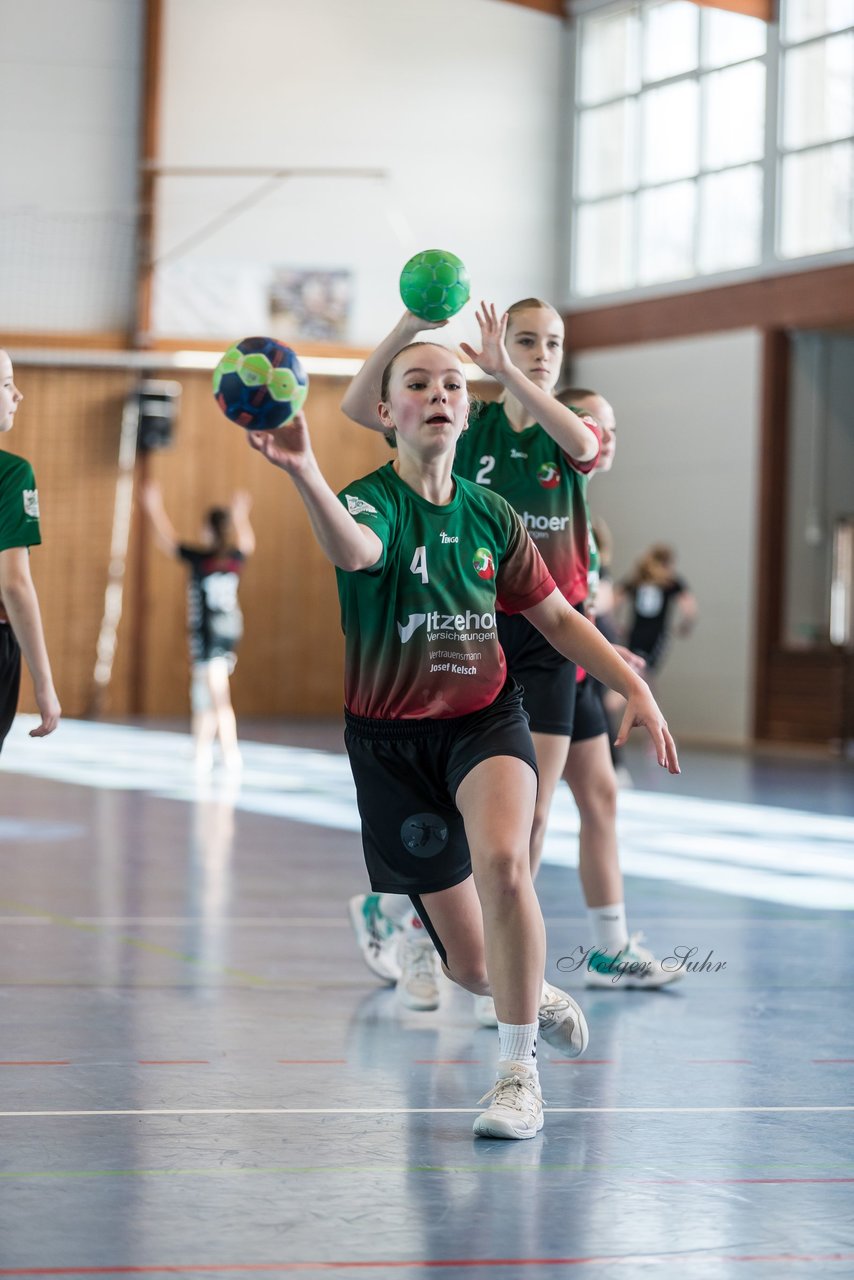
[1,717,852,1277]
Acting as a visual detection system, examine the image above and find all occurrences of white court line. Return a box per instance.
[1,1106,852,1117]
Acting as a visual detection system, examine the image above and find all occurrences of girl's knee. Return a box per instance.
[477,846,532,898]
[576,775,618,824]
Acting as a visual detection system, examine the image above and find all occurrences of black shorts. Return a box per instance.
[344,681,538,895]
[497,612,609,741]
[572,673,610,743]
[0,624,22,754]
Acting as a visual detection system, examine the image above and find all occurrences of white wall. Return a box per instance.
[0,0,143,331]
[572,330,763,745]
[152,0,563,345]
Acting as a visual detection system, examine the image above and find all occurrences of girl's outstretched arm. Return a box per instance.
[341,311,447,431]
[140,480,179,556]
[230,490,256,556]
[247,413,382,572]
[461,302,599,462]
[523,587,680,774]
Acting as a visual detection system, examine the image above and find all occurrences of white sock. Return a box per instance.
[378,894,413,926]
[588,903,629,953]
[497,1021,538,1071]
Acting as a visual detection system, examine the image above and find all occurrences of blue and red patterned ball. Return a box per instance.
[213,336,309,431]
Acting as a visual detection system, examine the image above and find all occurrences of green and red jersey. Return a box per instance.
[0,450,42,625]
[454,401,600,607]
[336,462,555,720]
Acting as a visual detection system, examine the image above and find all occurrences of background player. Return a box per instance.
[619,543,698,682]
[141,481,255,773]
[0,350,61,751]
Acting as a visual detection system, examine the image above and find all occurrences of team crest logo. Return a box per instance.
[537,462,560,489]
[23,489,40,518]
[473,547,495,580]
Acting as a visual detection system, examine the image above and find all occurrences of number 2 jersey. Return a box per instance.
[335,462,556,720]
[454,401,600,608]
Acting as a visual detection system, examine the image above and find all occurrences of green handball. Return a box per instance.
[399,250,471,323]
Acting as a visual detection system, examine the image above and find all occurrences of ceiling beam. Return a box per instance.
[492,0,565,17]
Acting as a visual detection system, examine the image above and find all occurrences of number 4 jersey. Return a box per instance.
[336,462,556,720]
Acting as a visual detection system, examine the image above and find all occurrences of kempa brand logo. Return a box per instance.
[397,610,496,643]
[345,494,378,516]
[439,531,459,543]
[522,511,570,532]
[510,448,527,459]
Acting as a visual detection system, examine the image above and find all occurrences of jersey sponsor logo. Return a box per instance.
[23,489,40,519]
[439,531,459,544]
[345,494,378,516]
[510,448,527,459]
[473,548,495,580]
[522,511,570,532]
[398,610,496,643]
[398,613,427,643]
[537,462,561,489]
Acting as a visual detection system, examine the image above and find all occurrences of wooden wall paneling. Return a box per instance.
[138,372,390,719]
[12,367,138,719]
[566,264,854,352]
[764,650,846,743]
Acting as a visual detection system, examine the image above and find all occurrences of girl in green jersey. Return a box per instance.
[0,350,61,751]
[249,335,678,1140]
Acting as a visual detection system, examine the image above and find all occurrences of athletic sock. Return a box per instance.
[588,903,629,953]
[497,1021,538,1071]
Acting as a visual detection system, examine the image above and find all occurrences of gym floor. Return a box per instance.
[1,718,853,1279]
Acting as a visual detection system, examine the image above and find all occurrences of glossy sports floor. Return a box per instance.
[1,716,853,1279]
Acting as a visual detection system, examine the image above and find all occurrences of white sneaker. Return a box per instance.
[473,1062,544,1140]
[474,995,498,1028]
[348,894,402,985]
[538,982,589,1058]
[398,935,440,1011]
[584,933,684,989]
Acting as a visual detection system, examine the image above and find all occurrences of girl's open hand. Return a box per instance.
[247,412,313,475]
[615,685,680,774]
[459,302,512,380]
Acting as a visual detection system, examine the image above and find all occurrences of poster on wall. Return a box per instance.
[269,268,352,342]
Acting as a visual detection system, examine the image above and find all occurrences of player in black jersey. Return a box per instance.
[142,481,254,773]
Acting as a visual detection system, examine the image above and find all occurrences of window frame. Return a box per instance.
[565,0,854,306]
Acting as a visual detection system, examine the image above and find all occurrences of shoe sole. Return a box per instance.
[397,990,440,1012]
[539,992,589,1058]
[473,1114,544,1140]
[347,896,401,984]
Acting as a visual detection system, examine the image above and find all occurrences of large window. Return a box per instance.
[570,0,854,298]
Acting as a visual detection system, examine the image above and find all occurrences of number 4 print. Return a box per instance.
[410,545,429,584]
